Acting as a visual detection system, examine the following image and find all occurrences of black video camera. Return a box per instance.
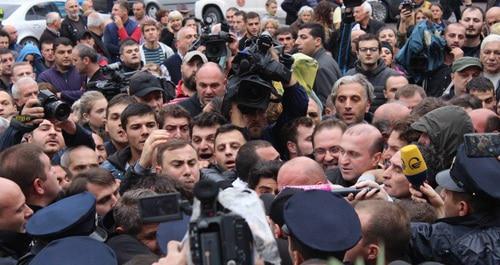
[191,17,231,65]
[86,62,131,101]
[189,180,254,265]
[37,89,70,121]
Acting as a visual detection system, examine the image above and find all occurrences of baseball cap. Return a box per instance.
[183,51,208,64]
[436,144,500,200]
[451,57,483,73]
[129,71,164,97]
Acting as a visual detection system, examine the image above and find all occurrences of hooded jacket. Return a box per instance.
[346,59,398,112]
[411,105,473,169]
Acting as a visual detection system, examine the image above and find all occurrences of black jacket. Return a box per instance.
[346,59,398,112]
[281,0,308,25]
[0,231,31,265]
[409,210,500,265]
[39,28,59,44]
[106,234,158,265]
[100,147,132,180]
[178,93,203,117]
[60,15,87,45]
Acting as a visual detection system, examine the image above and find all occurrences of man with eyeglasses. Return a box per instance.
[346,34,397,112]
[311,119,347,171]
[276,27,296,54]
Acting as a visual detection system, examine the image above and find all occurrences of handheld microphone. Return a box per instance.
[401,144,428,189]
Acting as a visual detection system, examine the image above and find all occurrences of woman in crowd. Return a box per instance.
[79,91,108,138]
[262,18,279,37]
[290,6,314,34]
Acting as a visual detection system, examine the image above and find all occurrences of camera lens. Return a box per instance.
[46,101,71,121]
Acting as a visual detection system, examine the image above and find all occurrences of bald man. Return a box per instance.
[2,25,20,51]
[336,124,384,186]
[0,177,33,262]
[0,177,33,233]
[372,102,411,124]
[486,7,500,31]
[468,108,497,133]
[277,156,328,190]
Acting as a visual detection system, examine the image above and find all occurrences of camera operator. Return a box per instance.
[72,44,107,83]
[0,78,95,159]
[238,12,261,51]
[119,39,142,73]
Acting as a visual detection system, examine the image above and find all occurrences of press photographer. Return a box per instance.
[223,31,308,149]
[0,79,95,159]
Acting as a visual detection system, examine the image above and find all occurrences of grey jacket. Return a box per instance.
[312,48,342,104]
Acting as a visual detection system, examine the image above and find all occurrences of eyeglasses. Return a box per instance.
[359,47,379,53]
[313,146,341,157]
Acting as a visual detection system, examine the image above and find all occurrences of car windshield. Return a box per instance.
[0,4,21,20]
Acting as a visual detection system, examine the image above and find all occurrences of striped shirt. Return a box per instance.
[143,46,165,65]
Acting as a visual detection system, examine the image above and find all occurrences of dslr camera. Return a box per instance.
[401,0,415,11]
[37,89,70,121]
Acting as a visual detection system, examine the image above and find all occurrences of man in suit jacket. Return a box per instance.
[163,26,198,84]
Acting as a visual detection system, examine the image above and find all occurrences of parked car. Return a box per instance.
[0,0,110,47]
[195,0,287,25]
[126,0,197,18]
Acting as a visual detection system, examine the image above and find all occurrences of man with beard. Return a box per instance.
[37,37,85,104]
[283,116,315,160]
[0,144,63,211]
[173,51,208,105]
[163,27,198,84]
[425,23,466,97]
[179,62,225,117]
[190,112,227,168]
[60,0,87,45]
[0,49,15,90]
[460,6,485,58]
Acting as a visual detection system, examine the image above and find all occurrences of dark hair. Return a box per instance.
[182,16,198,27]
[247,160,282,190]
[0,48,14,56]
[246,11,260,21]
[282,116,314,145]
[132,0,145,8]
[234,10,247,22]
[114,0,130,13]
[40,38,54,47]
[74,44,98,63]
[485,115,500,132]
[430,3,444,12]
[353,200,411,262]
[448,94,482,110]
[355,33,381,51]
[156,9,169,21]
[114,189,156,235]
[123,255,159,265]
[107,94,137,118]
[119,39,139,55]
[298,23,325,44]
[53,37,73,50]
[312,119,347,148]
[0,30,9,41]
[276,26,296,38]
[235,140,273,182]
[130,174,178,194]
[409,97,446,119]
[120,103,156,130]
[395,84,426,100]
[391,117,420,145]
[158,104,191,129]
[0,144,46,193]
[466,76,495,93]
[396,199,437,223]
[66,168,115,196]
[313,1,334,28]
[191,112,227,130]
[214,124,249,144]
[141,19,159,33]
[156,139,193,166]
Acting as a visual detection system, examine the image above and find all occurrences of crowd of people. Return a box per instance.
[0,0,499,264]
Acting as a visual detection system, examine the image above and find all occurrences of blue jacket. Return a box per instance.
[396,21,446,83]
[37,66,85,104]
[103,19,140,61]
[16,44,45,76]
